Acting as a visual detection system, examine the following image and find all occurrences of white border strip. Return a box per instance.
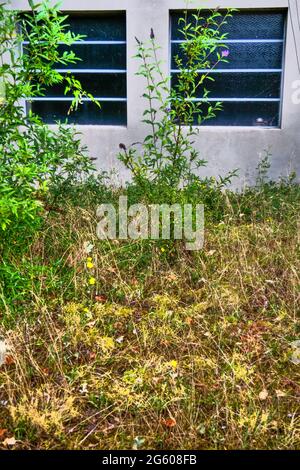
[26,98,278,103]
[55,69,127,73]
[26,97,127,102]
[189,98,280,102]
[171,39,284,44]
[171,69,282,73]
[22,40,126,45]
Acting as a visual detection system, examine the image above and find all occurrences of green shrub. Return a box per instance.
[119,7,237,203]
[0,1,98,242]
[0,1,100,309]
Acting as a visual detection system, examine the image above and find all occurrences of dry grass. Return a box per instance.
[0,202,300,450]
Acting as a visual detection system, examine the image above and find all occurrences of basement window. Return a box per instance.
[170,10,286,127]
[25,12,127,125]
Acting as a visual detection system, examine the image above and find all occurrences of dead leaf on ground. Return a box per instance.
[5,355,15,366]
[162,417,177,428]
[107,266,117,273]
[166,273,178,282]
[95,295,107,303]
[207,250,216,256]
[0,429,7,440]
[89,351,97,360]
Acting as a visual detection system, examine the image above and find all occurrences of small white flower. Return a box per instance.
[79,382,88,394]
[0,340,7,366]
[132,436,145,450]
[83,242,94,254]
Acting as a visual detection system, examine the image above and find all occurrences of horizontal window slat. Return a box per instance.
[188,98,280,102]
[171,69,283,73]
[27,98,127,101]
[23,40,126,45]
[171,39,284,44]
[55,69,126,73]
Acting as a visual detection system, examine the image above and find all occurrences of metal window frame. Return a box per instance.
[23,12,127,124]
[27,97,127,101]
[171,69,283,73]
[170,9,287,128]
[171,39,284,44]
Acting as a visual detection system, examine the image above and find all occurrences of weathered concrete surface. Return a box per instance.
[10,0,300,186]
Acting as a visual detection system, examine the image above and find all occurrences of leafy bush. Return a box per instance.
[119,7,237,203]
[0,1,101,308]
[0,1,97,243]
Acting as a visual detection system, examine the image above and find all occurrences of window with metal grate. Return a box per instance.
[25,12,127,125]
[170,10,286,127]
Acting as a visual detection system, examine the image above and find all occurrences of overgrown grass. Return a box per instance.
[0,181,300,449]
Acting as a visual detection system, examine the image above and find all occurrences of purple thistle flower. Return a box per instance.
[222,50,230,58]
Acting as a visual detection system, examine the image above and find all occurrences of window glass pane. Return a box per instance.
[67,14,126,41]
[41,73,126,98]
[30,100,127,125]
[218,12,285,40]
[199,101,280,126]
[57,44,126,70]
[171,42,283,70]
[171,72,281,98]
[171,11,285,40]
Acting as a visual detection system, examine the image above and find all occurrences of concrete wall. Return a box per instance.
[10,0,300,186]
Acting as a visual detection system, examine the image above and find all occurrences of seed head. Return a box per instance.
[119,143,127,151]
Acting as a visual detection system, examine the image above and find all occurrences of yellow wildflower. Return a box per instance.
[167,360,178,369]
